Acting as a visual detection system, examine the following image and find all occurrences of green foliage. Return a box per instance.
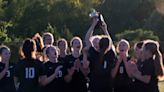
[44,23,60,41]
[0,21,12,44]
[115,28,159,56]
[0,0,164,61]
[115,29,159,42]
[60,25,73,41]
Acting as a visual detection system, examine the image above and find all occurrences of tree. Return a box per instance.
[115,28,160,55]
[0,21,12,44]
[44,23,60,41]
[115,28,159,43]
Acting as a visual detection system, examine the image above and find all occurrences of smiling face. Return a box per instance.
[58,40,67,53]
[44,35,53,45]
[72,39,82,52]
[118,41,129,54]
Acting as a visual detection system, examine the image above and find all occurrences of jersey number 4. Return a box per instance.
[25,68,35,79]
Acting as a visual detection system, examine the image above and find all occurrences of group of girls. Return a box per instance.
[0,15,164,92]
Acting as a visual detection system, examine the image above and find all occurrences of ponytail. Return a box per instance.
[99,48,106,64]
[99,36,111,64]
[154,49,164,76]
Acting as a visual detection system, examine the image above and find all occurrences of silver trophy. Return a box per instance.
[89,9,104,28]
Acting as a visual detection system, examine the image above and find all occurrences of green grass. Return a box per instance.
[159,81,164,92]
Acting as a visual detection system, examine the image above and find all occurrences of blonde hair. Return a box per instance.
[42,32,54,45]
[89,35,102,47]
[116,39,130,53]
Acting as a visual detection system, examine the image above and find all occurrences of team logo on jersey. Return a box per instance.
[56,70,63,78]
[9,65,13,68]
[49,67,53,70]
[103,61,107,69]
[25,67,35,79]
[119,66,124,74]
[6,70,10,77]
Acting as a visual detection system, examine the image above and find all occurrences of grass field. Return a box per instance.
[159,81,164,92]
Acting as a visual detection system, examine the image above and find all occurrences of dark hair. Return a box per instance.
[99,36,112,64]
[134,41,144,49]
[70,36,83,52]
[0,45,10,55]
[32,33,44,52]
[20,38,36,60]
[144,40,164,76]
[57,38,68,48]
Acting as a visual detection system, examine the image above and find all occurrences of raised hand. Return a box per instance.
[74,59,81,70]
[91,17,98,28]
[67,66,75,76]
[100,15,107,30]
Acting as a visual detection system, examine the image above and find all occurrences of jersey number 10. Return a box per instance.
[25,68,35,79]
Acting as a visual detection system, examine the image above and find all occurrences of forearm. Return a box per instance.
[14,77,19,90]
[41,74,56,86]
[102,28,109,36]
[111,62,120,78]
[0,67,8,80]
[123,61,133,78]
[85,25,95,47]
[133,71,151,84]
[102,27,114,45]
[80,66,90,77]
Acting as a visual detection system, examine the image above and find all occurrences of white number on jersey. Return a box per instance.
[56,70,62,78]
[6,70,10,77]
[25,67,35,79]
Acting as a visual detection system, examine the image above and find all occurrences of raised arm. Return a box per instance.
[100,16,113,44]
[40,65,63,86]
[85,18,98,49]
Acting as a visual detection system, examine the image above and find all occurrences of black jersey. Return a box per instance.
[0,62,16,92]
[58,55,69,64]
[65,54,88,92]
[134,58,159,92]
[113,56,133,92]
[44,61,66,92]
[14,59,46,92]
[88,47,117,92]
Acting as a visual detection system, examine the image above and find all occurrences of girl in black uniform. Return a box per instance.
[42,32,55,46]
[64,37,88,92]
[85,14,117,92]
[57,38,69,62]
[14,38,46,92]
[134,41,144,61]
[43,45,66,92]
[130,40,164,92]
[113,39,133,92]
[86,36,117,92]
[0,45,16,92]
